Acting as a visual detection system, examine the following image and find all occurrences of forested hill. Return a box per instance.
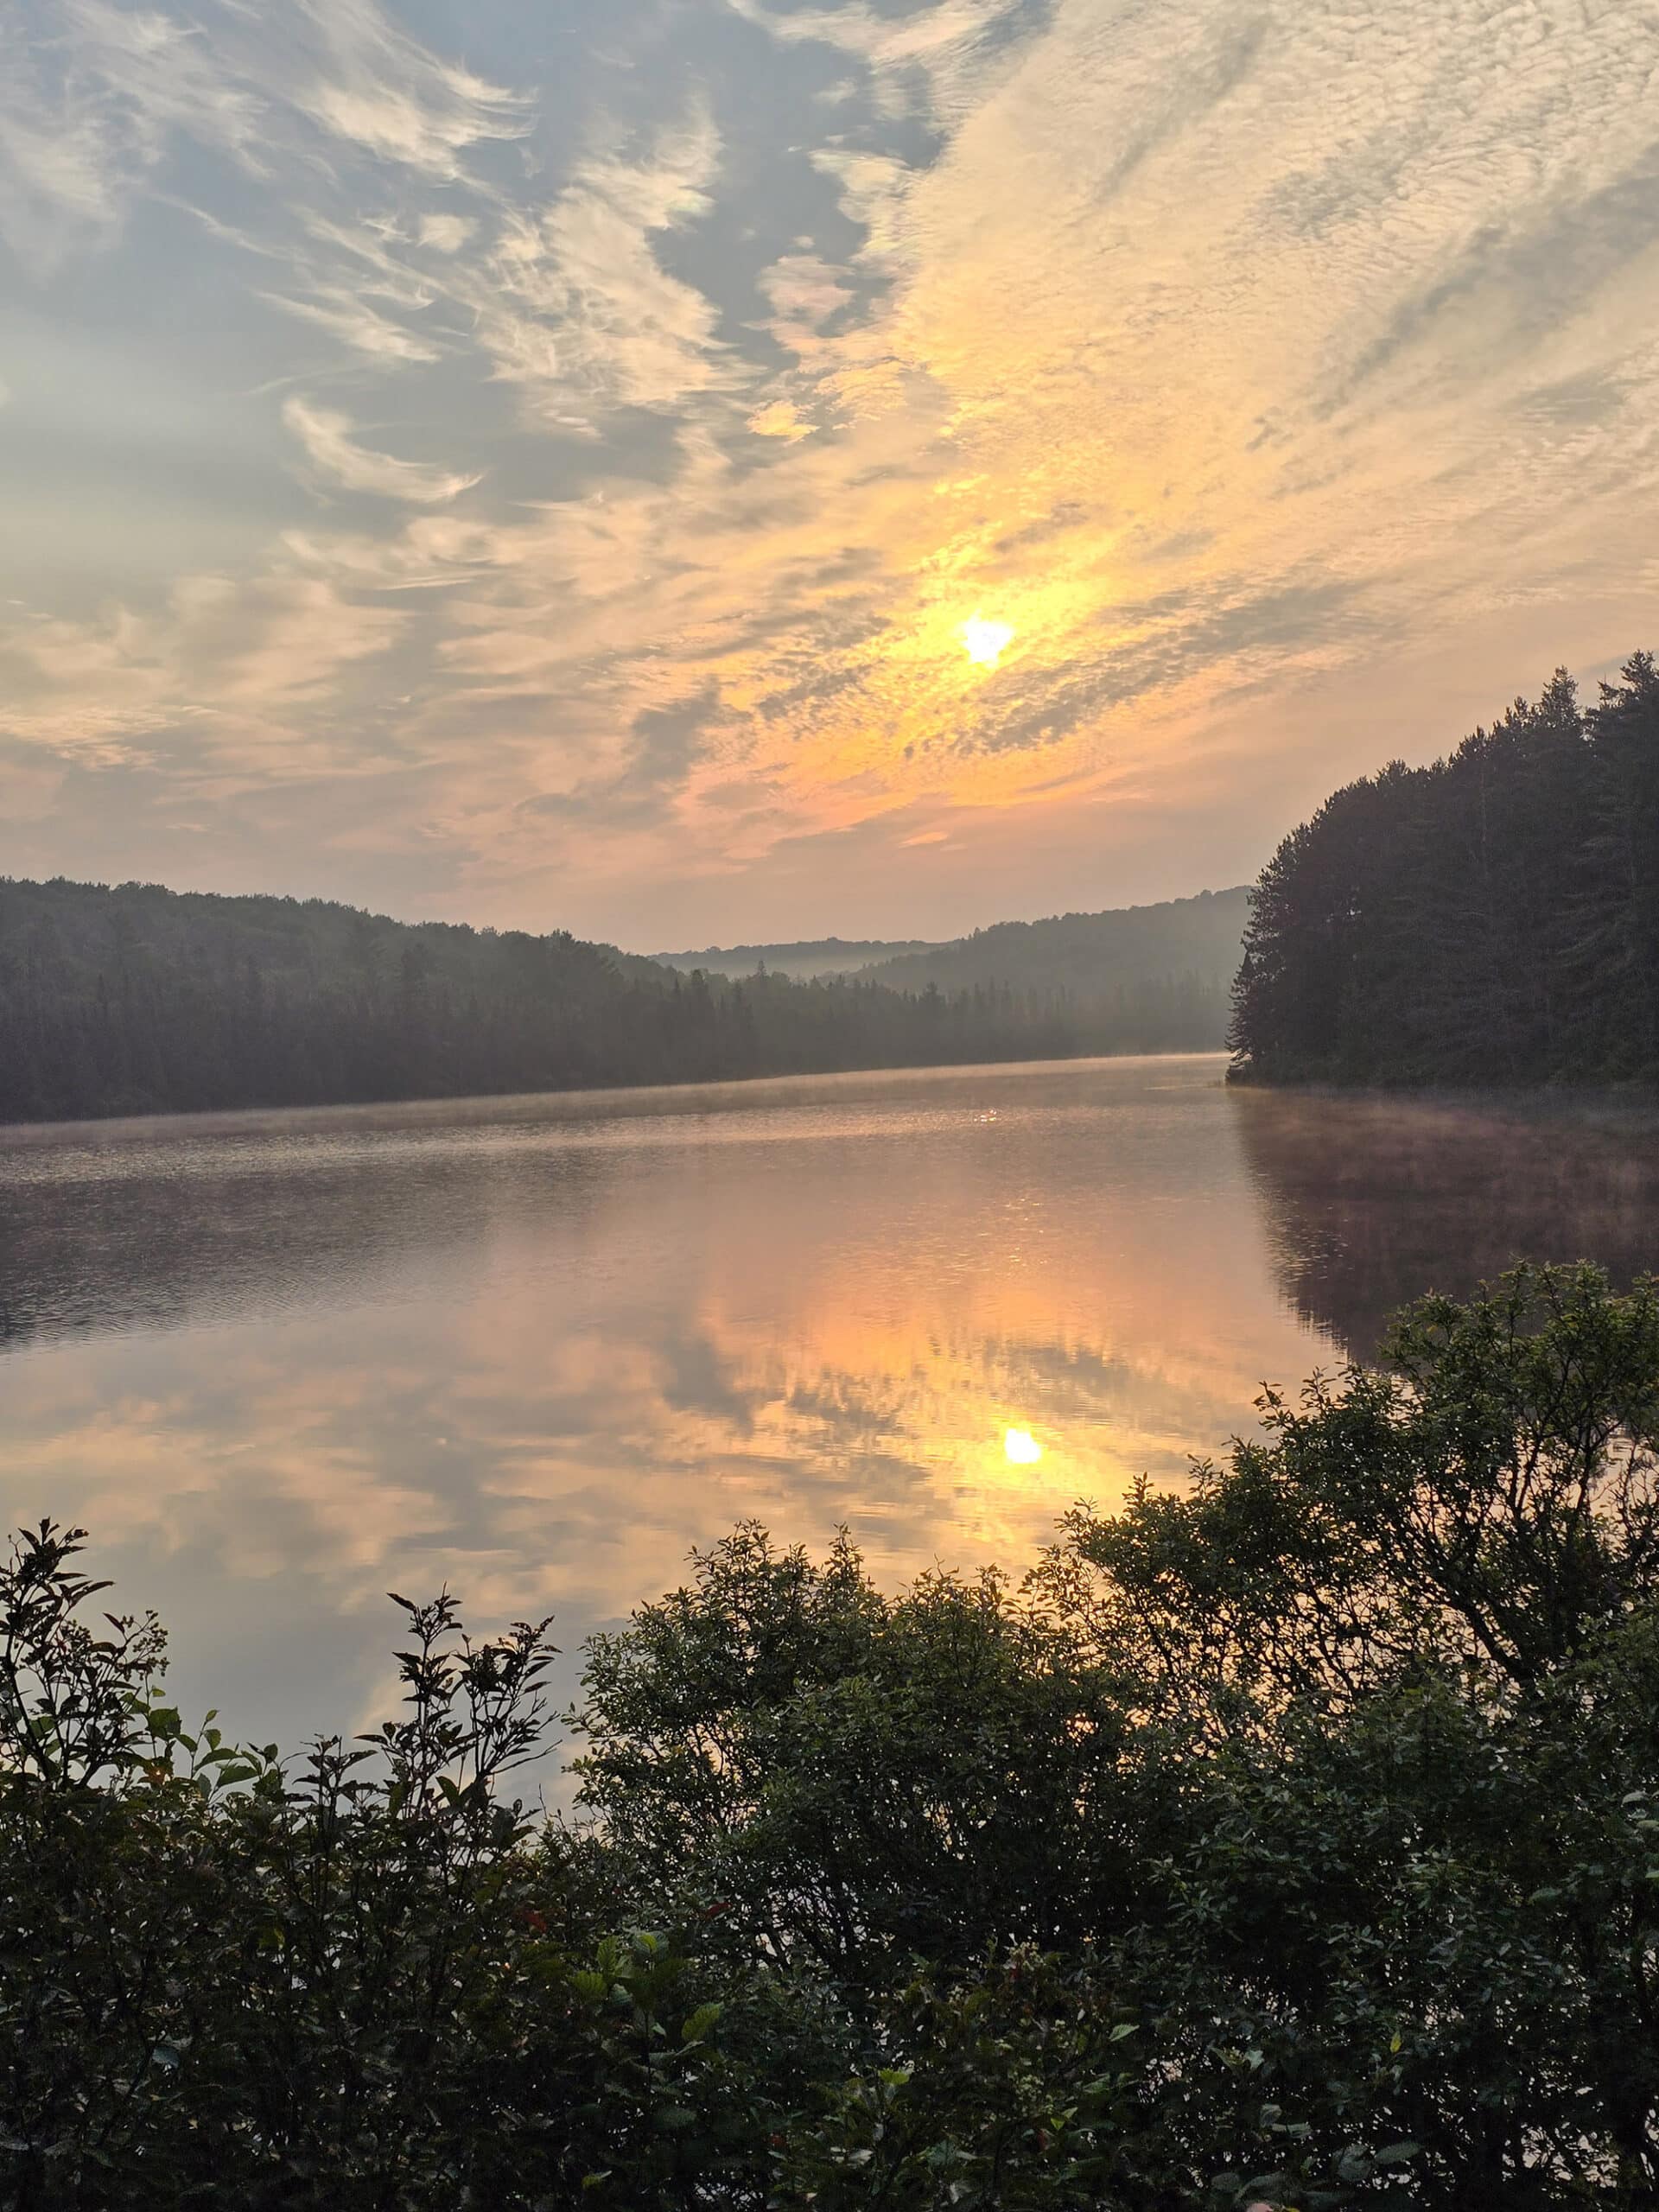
[654,935,937,981]
[861,888,1249,1006]
[0,876,1226,1126]
[1229,652,1659,1086]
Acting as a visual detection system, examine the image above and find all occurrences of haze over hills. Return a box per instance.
[652,938,938,982]
[0,876,1238,1125]
[656,891,1250,1005]
[859,888,1249,1003]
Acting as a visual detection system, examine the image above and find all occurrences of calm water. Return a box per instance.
[3,1053,1658,1764]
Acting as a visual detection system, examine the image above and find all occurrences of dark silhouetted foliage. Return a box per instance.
[0,876,1228,1126]
[6,1267,1659,2204]
[1229,654,1659,1084]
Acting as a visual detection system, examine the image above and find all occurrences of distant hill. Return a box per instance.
[656,893,1252,1006]
[653,937,938,981]
[0,876,1233,1126]
[858,888,1251,1006]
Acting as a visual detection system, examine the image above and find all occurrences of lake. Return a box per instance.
[3,1052,1658,1767]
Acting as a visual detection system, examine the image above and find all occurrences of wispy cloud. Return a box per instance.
[3,0,1659,943]
[283,397,482,504]
[285,0,525,178]
[0,564,406,772]
[732,0,1039,125]
[0,0,262,270]
[464,103,731,423]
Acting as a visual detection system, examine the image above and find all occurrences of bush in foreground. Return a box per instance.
[3,1263,1658,2207]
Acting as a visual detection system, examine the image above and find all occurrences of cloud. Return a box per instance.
[731,0,1040,125]
[0,564,406,772]
[280,514,510,592]
[0,0,518,276]
[262,288,445,365]
[418,213,475,253]
[758,251,855,356]
[285,0,525,179]
[167,570,407,705]
[0,0,263,272]
[6,0,1659,943]
[283,396,482,504]
[254,207,472,369]
[452,0,1659,890]
[809,148,912,265]
[747,400,815,439]
[521,681,728,830]
[462,103,731,422]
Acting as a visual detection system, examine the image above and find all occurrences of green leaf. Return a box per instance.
[1375,2141,1421,2167]
[681,2001,723,2044]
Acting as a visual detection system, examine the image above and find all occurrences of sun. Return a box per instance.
[960,614,1014,668]
[1003,1427,1043,1465]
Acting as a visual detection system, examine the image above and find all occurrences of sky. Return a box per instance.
[2,0,1656,950]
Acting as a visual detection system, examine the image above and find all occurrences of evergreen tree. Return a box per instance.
[1230,652,1659,1085]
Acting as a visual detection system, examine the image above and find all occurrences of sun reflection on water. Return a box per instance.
[0,1057,1314,1758]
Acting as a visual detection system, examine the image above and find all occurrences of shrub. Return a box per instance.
[4,1267,1658,2206]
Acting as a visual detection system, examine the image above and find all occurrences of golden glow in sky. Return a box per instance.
[2,0,1656,944]
[961,615,1015,669]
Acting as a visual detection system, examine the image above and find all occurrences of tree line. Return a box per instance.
[1229,652,1659,1084]
[5,1264,1658,2205]
[0,877,1227,1124]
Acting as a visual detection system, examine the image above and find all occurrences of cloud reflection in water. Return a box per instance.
[0,1057,1311,1757]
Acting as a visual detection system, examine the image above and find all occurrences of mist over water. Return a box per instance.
[1233,1084,1659,1357]
[3,1054,1656,1763]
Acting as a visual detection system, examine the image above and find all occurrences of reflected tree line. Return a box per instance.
[9,1058,1659,1378]
[1235,1085,1659,1359]
[0,879,1227,1124]
[1230,652,1659,1084]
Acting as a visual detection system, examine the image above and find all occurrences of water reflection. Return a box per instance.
[1232,1085,1659,1358]
[11,1058,1659,1764]
[0,1058,1310,1758]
